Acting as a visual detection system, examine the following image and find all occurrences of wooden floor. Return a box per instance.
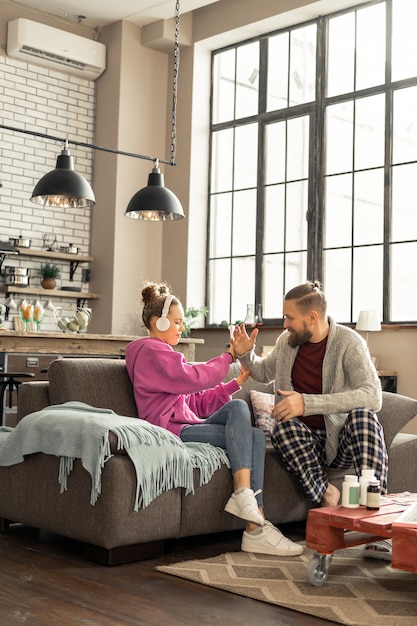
[0,522,336,626]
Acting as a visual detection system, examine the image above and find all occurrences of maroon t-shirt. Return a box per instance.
[291,336,328,428]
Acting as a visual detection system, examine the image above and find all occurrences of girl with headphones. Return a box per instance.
[125,281,302,557]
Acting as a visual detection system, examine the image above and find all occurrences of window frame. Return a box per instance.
[207,0,417,326]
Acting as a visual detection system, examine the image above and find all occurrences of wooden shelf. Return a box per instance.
[14,247,94,263]
[1,248,99,308]
[0,286,100,300]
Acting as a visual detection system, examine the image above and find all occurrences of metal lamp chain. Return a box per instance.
[170,0,180,165]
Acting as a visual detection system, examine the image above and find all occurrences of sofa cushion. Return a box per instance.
[48,358,138,418]
[250,389,275,439]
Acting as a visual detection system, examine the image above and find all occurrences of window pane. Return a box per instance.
[263,254,284,319]
[267,33,289,111]
[209,193,232,257]
[287,116,309,181]
[235,42,259,119]
[264,185,285,253]
[265,121,286,184]
[231,257,255,323]
[208,259,231,324]
[212,49,235,124]
[288,24,316,107]
[391,242,417,321]
[327,13,355,97]
[356,3,385,91]
[325,174,352,248]
[232,189,257,256]
[234,123,258,189]
[352,246,383,320]
[392,0,417,82]
[354,94,385,170]
[285,251,307,294]
[324,248,352,322]
[286,181,308,251]
[211,129,233,193]
[354,169,384,246]
[393,86,417,164]
[392,164,417,241]
[326,101,353,175]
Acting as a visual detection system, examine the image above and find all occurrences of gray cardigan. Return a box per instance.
[239,317,382,464]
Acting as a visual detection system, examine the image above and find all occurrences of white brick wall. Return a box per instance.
[0,54,96,331]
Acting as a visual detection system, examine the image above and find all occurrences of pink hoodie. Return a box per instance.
[125,337,239,436]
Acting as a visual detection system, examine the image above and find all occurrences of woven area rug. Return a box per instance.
[156,546,417,625]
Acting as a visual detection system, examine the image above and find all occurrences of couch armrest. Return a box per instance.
[377,391,417,449]
[17,381,50,422]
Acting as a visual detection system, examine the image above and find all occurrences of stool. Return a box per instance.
[0,372,35,426]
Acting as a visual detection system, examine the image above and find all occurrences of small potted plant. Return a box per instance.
[40,263,61,290]
[183,306,209,338]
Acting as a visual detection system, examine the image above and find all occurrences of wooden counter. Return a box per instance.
[0,331,204,361]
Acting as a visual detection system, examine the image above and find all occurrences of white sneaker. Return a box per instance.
[241,521,303,556]
[224,488,265,526]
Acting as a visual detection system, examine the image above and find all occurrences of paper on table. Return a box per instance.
[394,501,417,525]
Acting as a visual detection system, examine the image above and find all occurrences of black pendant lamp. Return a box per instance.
[125,160,184,221]
[31,140,96,208]
[125,0,184,221]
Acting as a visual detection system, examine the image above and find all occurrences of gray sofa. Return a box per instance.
[0,357,416,565]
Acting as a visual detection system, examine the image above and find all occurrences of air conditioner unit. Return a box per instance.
[7,19,106,80]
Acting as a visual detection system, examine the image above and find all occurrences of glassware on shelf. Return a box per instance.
[19,300,34,331]
[255,304,263,326]
[244,304,263,327]
[53,306,92,333]
[244,304,255,326]
[42,232,57,251]
[33,301,45,331]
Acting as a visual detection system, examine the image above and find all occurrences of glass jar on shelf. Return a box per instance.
[53,306,92,333]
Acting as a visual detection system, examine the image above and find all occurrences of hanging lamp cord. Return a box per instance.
[170,0,180,166]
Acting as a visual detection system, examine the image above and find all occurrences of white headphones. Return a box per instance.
[156,294,174,331]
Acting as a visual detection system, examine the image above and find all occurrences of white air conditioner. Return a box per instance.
[7,19,106,80]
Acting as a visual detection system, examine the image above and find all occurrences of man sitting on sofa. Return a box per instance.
[231,280,388,509]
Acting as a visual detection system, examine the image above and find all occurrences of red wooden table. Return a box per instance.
[305,503,417,585]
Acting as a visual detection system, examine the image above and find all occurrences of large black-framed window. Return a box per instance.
[207,0,417,326]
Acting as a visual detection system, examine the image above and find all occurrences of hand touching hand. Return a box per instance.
[230,323,258,357]
[271,389,305,423]
[235,365,251,387]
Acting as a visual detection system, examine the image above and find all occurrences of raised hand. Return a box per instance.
[230,323,259,357]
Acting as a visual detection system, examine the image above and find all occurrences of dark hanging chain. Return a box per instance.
[170,0,180,165]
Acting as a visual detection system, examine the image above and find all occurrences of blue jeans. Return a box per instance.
[180,399,266,507]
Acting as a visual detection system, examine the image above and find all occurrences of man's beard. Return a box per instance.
[288,323,313,348]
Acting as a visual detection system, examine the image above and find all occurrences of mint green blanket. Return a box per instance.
[0,402,230,510]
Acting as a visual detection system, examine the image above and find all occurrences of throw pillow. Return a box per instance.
[250,390,275,439]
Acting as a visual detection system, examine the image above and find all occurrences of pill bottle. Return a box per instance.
[359,469,376,506]
[342,475,360,508]
[366,479,381,510]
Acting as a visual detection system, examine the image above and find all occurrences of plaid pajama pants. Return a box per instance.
[270,408,388,505]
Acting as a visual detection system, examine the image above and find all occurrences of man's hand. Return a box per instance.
[272,389,304,423]
[230,323,258,357]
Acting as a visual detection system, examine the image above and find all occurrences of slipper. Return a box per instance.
[363,539,392,561]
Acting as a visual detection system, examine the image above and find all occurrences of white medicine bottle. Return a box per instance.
[359,469,376,506]
[342,475,360,508]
